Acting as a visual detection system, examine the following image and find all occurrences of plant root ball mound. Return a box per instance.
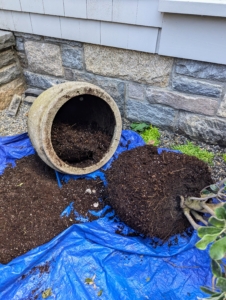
[105,145,213,241]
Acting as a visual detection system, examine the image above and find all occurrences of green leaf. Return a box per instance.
[219,293,226,300]
[210,185,220,192]
[200,286,218,295]
[97,290,103,296]
[131,123,149,132]
[215,207,226,220]
[85,278,93,284]
[209,217,225,228]
[202,189,212,195]
[198,227,223,238]
[211,260,222,278]
[216,277,226,292]
[199,293,226,300]
[210,236,226,260]
[146,277,151,282]
[42,288,52,299]
[209,293,226,300]
[196,234,219,250]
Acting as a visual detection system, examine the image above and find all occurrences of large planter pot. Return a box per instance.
[28,81,122,175]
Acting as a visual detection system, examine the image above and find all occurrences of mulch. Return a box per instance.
[0,154,105,264]
[105,145,213,241]
[51,122,112,167]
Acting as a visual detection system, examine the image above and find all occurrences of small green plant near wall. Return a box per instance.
[130,123,215,164]
[196,202,226,300]
[130,123,160,146]
[222,154,226,163]
[172,142,214,165]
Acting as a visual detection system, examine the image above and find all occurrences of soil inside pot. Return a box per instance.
[51,122,112,167]
[105,145,213,241]
[0,154,105,264]
[51,94,116,168]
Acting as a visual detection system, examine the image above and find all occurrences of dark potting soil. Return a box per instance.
[105,145,213,241]
[0,154,105,264]
[21,261,50,281]
[51,122,112,167]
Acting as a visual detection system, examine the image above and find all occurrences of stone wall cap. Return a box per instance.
[0,30,13,37]
[0,30,15,51]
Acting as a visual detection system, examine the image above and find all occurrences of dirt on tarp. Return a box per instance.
[20,261,51,300]
[0,154,105,264]
[21,261,51,281]
[51,122,112,168]
[105,145,213,241]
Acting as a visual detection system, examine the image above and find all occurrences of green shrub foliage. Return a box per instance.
[196,203,226,300]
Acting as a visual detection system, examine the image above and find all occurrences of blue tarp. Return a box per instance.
[0,131,211,300]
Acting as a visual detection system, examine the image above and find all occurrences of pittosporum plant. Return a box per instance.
[196,202,226,300]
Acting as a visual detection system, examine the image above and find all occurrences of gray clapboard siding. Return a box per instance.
[0,0,162,28]
[0,0,21,11]
[0,9,158,53]
[101,22,158,52]
[60,17,101,44]
[43,0,65,16]
[136,0,163,27]
[87,0,112,21]
[159,0,226,18]
[20,0,44,14]
[12,11,33,33]
[0,10,14,30]
[31,14,62,38]
[158,14,226,65]
[2,0,226,65]
[113,0,138,24]
[112,0,163,27]
[64,0,86,19]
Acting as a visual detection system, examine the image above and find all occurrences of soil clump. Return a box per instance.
[105,145,213,241]
[51,122,112,167]
[0,154,104,264]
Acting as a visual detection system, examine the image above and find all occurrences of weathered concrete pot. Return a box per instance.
[28,81,122,175]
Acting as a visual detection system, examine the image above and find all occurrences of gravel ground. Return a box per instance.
[0,102,30,136]
[0,107,226,183]
[158,129,226,183]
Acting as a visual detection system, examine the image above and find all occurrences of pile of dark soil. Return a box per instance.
[0,154,104,264]
[51,122,112,167]
[105,145,213,241]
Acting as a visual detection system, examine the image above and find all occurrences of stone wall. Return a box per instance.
[0,30,26,110]
[14,32,226,145]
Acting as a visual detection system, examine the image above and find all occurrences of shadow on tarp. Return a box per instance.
[0,131,211,300]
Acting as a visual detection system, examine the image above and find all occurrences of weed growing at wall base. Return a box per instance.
[130,124,215,164]
[130,123,160,146]
[222,154,226,162]
[172,142,214,165]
